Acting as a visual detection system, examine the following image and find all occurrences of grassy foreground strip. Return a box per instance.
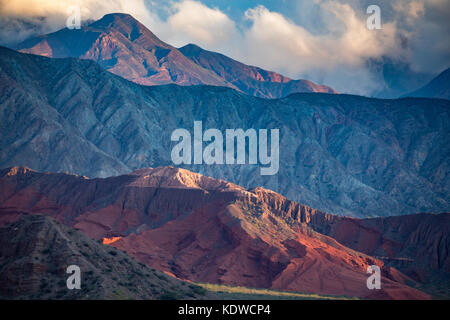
[196,283,358,300]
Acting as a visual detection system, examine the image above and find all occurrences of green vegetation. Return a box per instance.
[188,284,207,296]
[197,283,357,300]
[159,290,180,300]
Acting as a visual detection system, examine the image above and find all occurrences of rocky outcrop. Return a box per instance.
[311,213,450,280]
[242,185,450,296]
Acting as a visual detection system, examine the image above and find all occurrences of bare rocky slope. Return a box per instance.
[0,213,212,299]
[179,43,337,98]
[0,166,441,299]
[0,46,449,217]
[15,13,335,98]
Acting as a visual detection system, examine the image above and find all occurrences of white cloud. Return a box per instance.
[239,3,399,94]
[390,0,450,74]
[0,0,152,22]
[163,0,238,49]
[0,0,161,44]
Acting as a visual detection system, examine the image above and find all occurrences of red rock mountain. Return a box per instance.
[0,166,436,299]
[179,43,337,98]
[310,212,450,297]
[16,13,227,87]
[15,13,336,98]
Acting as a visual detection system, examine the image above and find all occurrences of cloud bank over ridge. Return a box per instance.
[0,0,448,95]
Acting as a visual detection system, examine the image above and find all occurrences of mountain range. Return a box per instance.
[1,12,449,301]
[2,166,445,299]
[0,46,449,217]
[15,13,336,99]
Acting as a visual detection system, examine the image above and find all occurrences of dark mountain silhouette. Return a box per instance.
[0,46,449,217]
[0,213,213,299]
[404,68,450,99]
[0,166,434,299]
[15,13,335,98]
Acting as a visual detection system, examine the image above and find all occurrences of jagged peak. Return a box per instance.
[250,186,279,194]
[3,166,36,176]
[128,166,247,192]
[89,12,163,44]
[91,13,141,28]
[179,43,204,55]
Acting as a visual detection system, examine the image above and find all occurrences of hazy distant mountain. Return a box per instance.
[404,68,450,99]
[0,166,436,299]
[179,43,337,98]
[0,213,212,299]
[1,46,449,218]
[15,13,335,98]
[365,57,436,98]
